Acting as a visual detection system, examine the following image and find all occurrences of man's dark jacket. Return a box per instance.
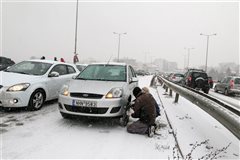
[131,92,156,126]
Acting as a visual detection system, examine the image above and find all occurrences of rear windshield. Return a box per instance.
[76,64,126,82]
[192,72,207,79]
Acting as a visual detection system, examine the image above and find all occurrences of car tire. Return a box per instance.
[28,89,45,111]
[214,86,218,92]
[224,89,229,96]
[203,89,209,94]
[119,115,129,127]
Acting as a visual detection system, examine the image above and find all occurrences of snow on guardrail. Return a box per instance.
[153,76,240,140]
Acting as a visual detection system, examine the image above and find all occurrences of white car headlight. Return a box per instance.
[106,88,123,98]
[60,85,69,96]
[7,83,30,92]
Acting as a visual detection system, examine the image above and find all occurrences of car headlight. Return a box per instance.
[60,85,69,96]
[105,88,123,98]
[7,83,30,92]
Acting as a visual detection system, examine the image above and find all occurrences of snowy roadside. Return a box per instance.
[156,84,239,159]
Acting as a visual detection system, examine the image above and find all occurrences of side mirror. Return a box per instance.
[48,71,59,77]
[72,75,77,79]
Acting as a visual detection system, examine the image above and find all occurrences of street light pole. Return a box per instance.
[73,0,79,63]
[200,33,217,72]
[184,47,194,69]
[113,32,127,62]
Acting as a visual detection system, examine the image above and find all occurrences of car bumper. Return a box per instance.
[58,94,126,117]
[0,89,30,107]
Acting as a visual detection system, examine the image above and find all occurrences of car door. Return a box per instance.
[47,64,76,99]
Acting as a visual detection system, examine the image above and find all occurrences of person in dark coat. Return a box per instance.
[60,58,65,62]
[142,87,160,117]
[127,87,156,137]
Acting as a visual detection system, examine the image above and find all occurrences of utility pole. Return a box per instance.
[200,33,217,72]
[113,32,127,62]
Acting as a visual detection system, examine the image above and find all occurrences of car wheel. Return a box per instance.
[224,89,229,96]
[214,86,218,92]
[28,89,45,111]
[203,89,209,94]
[119,115,129,127]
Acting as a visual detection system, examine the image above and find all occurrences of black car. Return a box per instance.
[0,56,15,71]
[182,69,210,94]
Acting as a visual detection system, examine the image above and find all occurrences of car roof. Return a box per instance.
[26,59,74,66]
[89,62,127,66]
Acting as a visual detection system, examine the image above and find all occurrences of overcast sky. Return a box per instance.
[1,1,239,69]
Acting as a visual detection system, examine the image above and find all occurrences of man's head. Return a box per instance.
[133,87,142,98]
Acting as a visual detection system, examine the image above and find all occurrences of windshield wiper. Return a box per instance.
[76,77,88,80]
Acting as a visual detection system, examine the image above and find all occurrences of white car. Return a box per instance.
[0,59,79,110]
[58,62,138,118]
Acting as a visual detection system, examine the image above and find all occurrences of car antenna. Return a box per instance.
[107,55,113,65]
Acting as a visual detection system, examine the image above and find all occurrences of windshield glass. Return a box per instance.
[76,65,87,72]
[5,61,52,75]
[76,64,126,81]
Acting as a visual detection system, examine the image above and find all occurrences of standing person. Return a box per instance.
[73,54,79,64]
[54,57,57,61]
[40,56,45,60]
[142,87,161,117]
[60,58,65,62]
[127,87,156,137]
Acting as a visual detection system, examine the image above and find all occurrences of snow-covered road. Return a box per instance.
[0,75,239,159]
[209,89,240,110]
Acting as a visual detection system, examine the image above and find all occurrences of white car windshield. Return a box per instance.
[76,64,126,82]
[5,61,52,75]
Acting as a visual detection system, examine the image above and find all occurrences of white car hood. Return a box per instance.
[68,79,126,95]
[0,71,43,86]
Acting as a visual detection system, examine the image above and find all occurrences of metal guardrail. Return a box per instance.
[154,76,240,140]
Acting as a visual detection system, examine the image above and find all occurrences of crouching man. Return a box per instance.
[127,87,156,137]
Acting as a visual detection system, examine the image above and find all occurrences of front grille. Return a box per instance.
[64,104,108,114]
[70,93,103,99]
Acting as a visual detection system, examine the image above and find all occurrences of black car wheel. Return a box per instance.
[214,86,218,92]
[224,89,229,96]
[28,89,45,110]
[203,88,209,94]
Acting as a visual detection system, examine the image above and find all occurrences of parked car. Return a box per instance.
[214,76,240,96]
[0,56,15,71]
[208,76,213,88]
[58,62,138,118]
[182,69,210,94]
[0,59,79,110]
[75,63,88,72]
[169,73,184,84]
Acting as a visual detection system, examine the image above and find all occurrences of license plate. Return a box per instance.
[73,100,97,107]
